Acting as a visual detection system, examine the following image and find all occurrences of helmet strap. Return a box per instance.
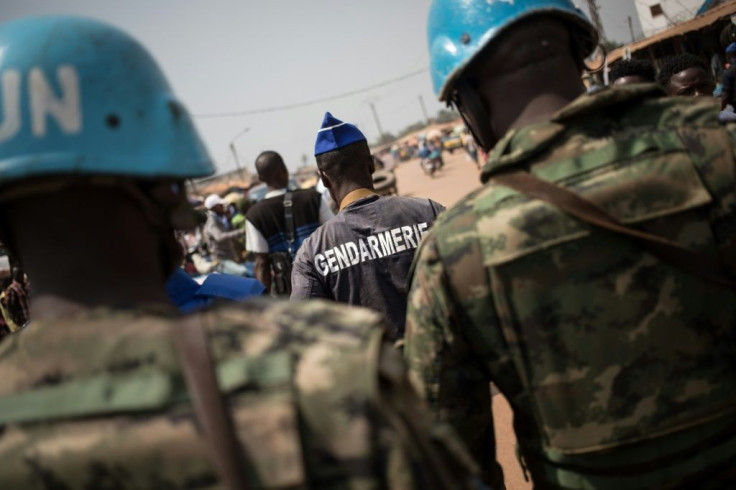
[453,78,497,153]
[117,180,188,279]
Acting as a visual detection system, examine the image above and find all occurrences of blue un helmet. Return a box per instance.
[0,16,214,186]
[428,0,598,102]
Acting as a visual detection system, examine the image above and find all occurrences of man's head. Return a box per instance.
[610,59,656,86]
[204,194,228,216]
[314,113,373,203]
[427,0,598,151]
[255,151,289,190]
[0,17,213,288]
[726,42,736,65]
[9,266,22,284]
[657,54,715,97]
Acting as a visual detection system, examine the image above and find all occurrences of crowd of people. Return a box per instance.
[1,0,736,489]
[610,45,736,119]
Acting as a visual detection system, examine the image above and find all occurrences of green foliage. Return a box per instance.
[374,132,397,146]
[435,109,461,123]
[399,121,428,138]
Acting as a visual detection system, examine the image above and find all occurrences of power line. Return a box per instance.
[193,67,429,119]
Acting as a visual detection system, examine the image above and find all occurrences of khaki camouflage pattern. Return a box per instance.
[0,299,480,489]
[405,84,736,489]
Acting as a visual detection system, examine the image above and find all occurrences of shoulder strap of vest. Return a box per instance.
[491,171,736,290]
[173,314,248,490]
[283,191,295,254]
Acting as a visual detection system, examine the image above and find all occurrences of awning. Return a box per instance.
[608,0,736,63]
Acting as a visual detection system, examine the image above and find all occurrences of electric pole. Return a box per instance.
[418,95,430,125]
[585,0,606,42]
[369,102,384,140]
[229,127,250,181]
[627,15,636,44]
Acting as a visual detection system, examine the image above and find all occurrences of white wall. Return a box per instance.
[634,0,704,37]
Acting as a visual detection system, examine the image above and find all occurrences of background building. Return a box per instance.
[635,0,707,37]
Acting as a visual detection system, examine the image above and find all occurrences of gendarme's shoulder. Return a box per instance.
[388,194,435,207]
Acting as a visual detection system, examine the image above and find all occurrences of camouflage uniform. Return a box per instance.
[0,299,479,489]
[405,85,736,489]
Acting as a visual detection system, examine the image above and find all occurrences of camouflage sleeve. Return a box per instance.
[405,233,503,487]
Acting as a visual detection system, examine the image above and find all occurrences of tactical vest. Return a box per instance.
[0,301,479,489]
[468,87,736,488]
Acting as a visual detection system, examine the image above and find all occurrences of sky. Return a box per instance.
[1,0,648,175]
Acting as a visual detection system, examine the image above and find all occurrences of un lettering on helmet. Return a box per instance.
[0,65,82,143]
[0,16,215,183]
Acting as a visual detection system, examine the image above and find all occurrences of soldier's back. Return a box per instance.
[407,85,736,488]
[0,299,477,489]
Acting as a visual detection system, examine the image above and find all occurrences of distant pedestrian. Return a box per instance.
[245,151,333,294]
[0,267,29,332]
[465,134,480,168]
[657,53,715,97]
[609,58,656,86]
[291,113,444,340]
[203,193,248,276]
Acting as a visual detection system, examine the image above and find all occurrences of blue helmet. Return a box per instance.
[0,16,214,185]
[428,0,599,101]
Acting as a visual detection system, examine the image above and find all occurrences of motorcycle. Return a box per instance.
[420,149,443,177]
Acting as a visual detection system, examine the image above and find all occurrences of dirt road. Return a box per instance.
[395,151,533,490]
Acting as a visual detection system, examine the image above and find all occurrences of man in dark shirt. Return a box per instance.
[291,113,444,340]
[245,151,333,292]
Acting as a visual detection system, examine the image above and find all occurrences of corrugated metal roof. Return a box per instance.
[608,0,736,63]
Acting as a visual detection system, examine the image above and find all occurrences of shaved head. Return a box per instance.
[255,151,289,188]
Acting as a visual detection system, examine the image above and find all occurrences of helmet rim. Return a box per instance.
[430,4,599,102]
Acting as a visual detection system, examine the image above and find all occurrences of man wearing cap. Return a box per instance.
[406,0,736,487]
[291,113,444,340]
[245,151,333,294]
[203,193,247,276]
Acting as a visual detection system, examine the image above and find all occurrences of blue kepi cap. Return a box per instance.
[314,112,367,156]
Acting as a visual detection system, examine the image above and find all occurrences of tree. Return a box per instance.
[374,132,397,146]
[434,109,461,124]
[399,121,427,138]
[602,39,623,54]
